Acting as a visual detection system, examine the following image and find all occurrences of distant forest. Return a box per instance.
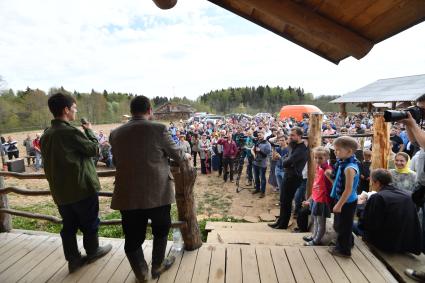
[0,81,359,133]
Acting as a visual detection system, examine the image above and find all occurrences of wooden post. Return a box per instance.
[340,103,347,121]
[0,177,12,232]
[367,102,373,113]
[306,113,323,198]
[370,114,391,187]
[171,160,202,251]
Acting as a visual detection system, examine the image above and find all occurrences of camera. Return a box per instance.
[384,106,424,124]
[81,118,89,125]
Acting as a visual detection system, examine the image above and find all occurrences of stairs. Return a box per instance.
[205,222,310,246]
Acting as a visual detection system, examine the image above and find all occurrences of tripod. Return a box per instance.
[235,149,255,193]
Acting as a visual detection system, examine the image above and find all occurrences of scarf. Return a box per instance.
[331,155,358,198]
[395,156,412,174]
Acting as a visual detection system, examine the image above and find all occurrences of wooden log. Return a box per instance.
[367,103,373,113]
[340,103,347,120]
[0,186,114,197]
[0,177,12,232]
[152,0,177,9]
[0,169,116,179]
[171,161,202,251]
[241,0,373,59]
[306,113,323,198]
[370,114,391,184]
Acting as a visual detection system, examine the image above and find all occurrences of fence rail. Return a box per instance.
[0,170,190,236]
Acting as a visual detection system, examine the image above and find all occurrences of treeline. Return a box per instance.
[0,83,357,133]
[0,87,134,133]
[198,86,357,114]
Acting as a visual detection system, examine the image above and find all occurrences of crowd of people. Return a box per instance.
[3,94,425,281]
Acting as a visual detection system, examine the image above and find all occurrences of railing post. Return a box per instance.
[371,113,391,185]
[306,113,323,198]
[171,161,202,251]
[0,176,12,232]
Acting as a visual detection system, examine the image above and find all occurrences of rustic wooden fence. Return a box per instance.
[0,161,202,251]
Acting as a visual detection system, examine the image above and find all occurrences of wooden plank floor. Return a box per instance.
[0,230,398,283]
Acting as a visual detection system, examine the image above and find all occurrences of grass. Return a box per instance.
[9,202,245,242]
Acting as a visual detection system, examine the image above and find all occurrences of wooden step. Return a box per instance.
[205,221,294,233]
[206,230,310,246]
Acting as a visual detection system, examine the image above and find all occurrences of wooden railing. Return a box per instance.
[0,162,202,251]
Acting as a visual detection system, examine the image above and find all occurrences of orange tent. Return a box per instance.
[279,105,323,121]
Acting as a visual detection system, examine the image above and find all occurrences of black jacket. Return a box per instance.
[360,185,422,255]
[281,141,308,177]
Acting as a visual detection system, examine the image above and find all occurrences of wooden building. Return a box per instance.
[154,102,196,120]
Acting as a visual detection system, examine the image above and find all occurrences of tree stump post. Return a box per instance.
[0,176,12,232]
[171,161,202,251]
[371,114,391,187]
[306,113,323,198]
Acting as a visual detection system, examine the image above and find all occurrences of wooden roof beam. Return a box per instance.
[242,0,374,59]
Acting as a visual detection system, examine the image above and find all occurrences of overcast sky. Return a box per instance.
[0,0,424,99]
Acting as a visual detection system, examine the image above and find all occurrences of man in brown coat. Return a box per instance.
[110,96,190,282]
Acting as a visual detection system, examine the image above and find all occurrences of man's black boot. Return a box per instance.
[61,234,87,273]
[126,248,149,283]
[83,233,112,263]
[151,236,175,279]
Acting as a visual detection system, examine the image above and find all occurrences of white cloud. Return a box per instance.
[0,0,424,100]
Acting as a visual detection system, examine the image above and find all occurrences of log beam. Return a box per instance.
[241,0,373,59]
[306,113,323,198]
[371,114,391,185]
[172,161,202,251]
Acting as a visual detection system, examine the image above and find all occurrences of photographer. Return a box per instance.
[399,95,425,282]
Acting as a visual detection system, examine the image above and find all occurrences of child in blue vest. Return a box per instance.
[329,136,360,257]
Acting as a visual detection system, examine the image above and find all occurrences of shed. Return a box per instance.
[331,74,425,104]
[154,102,196,120]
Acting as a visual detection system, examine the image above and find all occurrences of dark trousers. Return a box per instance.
[120,205,171,253]
[218,153,223,176]
[333,201,357,255]
[192,151,198,167]
[7,151,19,160]
[200,158,211,174]
[278,175,303,228]
[57,194,100,238]
[253,165,267,193]
[223,157,234,181]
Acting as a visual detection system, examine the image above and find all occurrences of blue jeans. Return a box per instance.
[253,165,267,193]
[294,179,307,215]
[275,167,285,192]
[35,151,42,171]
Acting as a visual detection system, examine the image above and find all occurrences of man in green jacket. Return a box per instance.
[41,93,111,273]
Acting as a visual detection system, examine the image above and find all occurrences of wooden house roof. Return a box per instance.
[154,102,196,114]
[331,74,425,103]
[207,0,425,64]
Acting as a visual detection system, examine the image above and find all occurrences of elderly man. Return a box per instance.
[110,96,191,281]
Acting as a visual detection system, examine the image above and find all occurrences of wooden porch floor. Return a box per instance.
[0,230,398,283]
